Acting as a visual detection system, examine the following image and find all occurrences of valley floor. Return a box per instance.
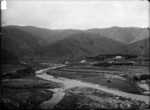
[46,64,149,95]
[1,75,62,109]
[1,61,150,109]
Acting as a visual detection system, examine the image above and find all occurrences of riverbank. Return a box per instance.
[37,73,150,105]
[2,63,149,109]
[54,87,149,110]
[46,65,149,95]
[1,76,62,109]
[36,65,149,109]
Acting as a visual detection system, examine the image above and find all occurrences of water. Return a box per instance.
[39,89,65,109]
[35,65,66,74]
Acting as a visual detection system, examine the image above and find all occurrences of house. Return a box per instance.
[115,56,122,59]
[65,61,69,64]
[80,60,87,63]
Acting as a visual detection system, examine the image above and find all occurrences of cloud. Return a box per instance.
[2,0,149,29]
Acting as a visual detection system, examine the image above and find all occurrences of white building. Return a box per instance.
[115,56,122,59]
[80,60,87,63]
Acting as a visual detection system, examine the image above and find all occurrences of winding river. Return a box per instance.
[36,65,150,109]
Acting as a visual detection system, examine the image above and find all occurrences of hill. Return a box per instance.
[85,27,149,44]
[2,25,149,62]
[128,37,149,57]
[6,25,148,44]
[19,26,81,45]
[40,32,127,58]
[1,26,44,63]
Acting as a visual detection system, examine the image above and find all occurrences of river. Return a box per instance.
[36,65,150,109]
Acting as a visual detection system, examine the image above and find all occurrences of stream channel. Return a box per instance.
[36,65,150,109]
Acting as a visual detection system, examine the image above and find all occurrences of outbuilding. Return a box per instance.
[80,60,87,63]
[115,56,122,59]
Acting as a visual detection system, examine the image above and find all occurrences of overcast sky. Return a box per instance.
[2,0,149,29]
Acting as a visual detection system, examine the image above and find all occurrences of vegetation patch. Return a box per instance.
[1,88,53,109]
[1,75,62,110]
[47,65,145,94]
[81,76,141,94]
[2,76,62,89]
[54,87,149,110]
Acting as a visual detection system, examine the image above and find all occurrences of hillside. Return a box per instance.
[1,26,44,63]
[5,25,148,44]
[2,49,19,64]
[86,27,149,44]
[128,37,149,57]
[19,26,81,45]
[2,25,149,63]
[40,32,128,58]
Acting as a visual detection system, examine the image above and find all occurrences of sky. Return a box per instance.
[1,0,149,29]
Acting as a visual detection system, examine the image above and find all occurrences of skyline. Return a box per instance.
[2,0,149,29]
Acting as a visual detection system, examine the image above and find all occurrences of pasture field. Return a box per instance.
[54,87,148,110]
[47,63,149,94]
[1,76,62,109]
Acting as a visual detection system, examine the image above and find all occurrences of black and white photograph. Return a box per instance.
[1,0,150,109]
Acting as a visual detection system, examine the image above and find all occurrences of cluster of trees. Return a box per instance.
[2,67,35,79]
[133,74,150,81]
[86,54,137,60]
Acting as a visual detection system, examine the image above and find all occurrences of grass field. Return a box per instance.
[2,61,149,109]
[1,76,62,109]
[54,87,148,110]
[2,64,27,74]
[2,76,62,89]
[47,64,149,94]
[2,88,53,109]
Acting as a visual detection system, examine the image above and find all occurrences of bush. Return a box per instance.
[133,74,150,81]
[139,74,150,80]
[107,80,111,83]
[133,75,139,81]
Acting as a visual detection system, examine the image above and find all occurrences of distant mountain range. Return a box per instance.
[40,32,127,58]
[1,25,149,63]
[85,26,149,44]
[5,25,149,44]
[4,25,81,45]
